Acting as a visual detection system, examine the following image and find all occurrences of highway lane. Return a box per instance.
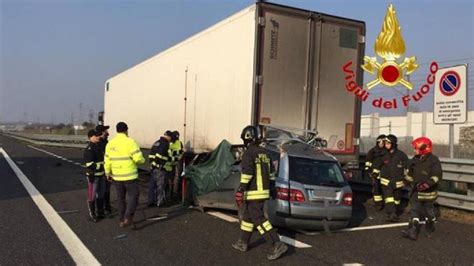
[1,134,473,265]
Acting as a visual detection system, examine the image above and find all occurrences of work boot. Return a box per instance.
[232,239,248,252]
[426,218,436,238]
[402,219,420,241]
[267,242,288,261]
[374,202,384,212]
[96,199,105,220]
[88,201,98,222]
[123,215,136,230]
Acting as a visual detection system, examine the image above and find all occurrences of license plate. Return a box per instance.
[308,189,337,199]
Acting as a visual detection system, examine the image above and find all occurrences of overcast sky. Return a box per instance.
[1,0,473,123]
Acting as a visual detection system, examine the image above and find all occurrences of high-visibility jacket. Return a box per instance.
[84,141,105,177]
[168,140,183,165]
[239,143,275,201]
[161,140,183,172]
[104,133,145,181]
[406,153,442,201]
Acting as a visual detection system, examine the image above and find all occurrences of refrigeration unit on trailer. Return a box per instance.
[104,2,366,164]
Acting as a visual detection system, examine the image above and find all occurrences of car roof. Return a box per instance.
[264,141,337,162]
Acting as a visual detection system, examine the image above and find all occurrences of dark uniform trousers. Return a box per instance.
[406,153,442,232]
[380,149,408,216]
[87,175,105,202]
[382,183,403,214]
[410,193,436,232]
[238,143,280,246]
[365,147,386,203]
[115,179,139,221]
[99,139,112,210]
[240,201,280,244]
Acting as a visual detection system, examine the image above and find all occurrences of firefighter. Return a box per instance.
[104,122,145,228]
[380,134,408,222]
[96,124,112,215]
[170,130,184,196]
[402,137,442,240]
[84,129,106,222]
[365,134,387,211]
[232,125,288,261]
[148,130,172,207]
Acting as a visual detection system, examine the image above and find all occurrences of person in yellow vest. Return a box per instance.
[170,131,184,196]
[104,122,145,228]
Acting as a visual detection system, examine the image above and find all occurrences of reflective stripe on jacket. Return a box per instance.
[84,141,105,177]
[240,143,275,201]
[104,133,145,181]
[407,153,442,202]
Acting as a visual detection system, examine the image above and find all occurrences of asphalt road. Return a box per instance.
[0,134,473,265]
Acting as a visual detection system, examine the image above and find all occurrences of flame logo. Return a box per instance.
[362,4,418,90]
[375,4,405,61]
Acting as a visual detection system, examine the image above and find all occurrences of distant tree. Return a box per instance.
[82,121,95,128]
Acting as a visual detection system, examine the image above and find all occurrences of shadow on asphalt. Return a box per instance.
[133,204,190,230]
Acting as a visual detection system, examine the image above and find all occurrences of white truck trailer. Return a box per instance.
[104,2,366,164]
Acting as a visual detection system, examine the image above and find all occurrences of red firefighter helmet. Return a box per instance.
[412,137,432,155]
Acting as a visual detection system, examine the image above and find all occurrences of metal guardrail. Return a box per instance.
[436,158,474,211]
[1,131,87,148]
[2,131,473,211]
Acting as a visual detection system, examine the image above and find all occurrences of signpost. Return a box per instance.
[434,65,468,158]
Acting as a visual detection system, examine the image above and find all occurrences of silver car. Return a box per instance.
[194,131,353,231]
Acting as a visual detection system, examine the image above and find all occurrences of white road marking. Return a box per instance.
[343,263,364,266]
[206,211,312,248]
[279,235,312,248]
[28,145,84,168]
[207,211,240,223]
[0,148,100,265]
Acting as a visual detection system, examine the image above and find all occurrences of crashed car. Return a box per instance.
[187,128,353,231]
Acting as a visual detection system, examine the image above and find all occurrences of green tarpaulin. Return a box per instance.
[185,140,235,196]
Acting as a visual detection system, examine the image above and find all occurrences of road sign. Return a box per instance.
[434,65,467,124]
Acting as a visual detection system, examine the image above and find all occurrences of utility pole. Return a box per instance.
[79,102,83,126]
[88,109,94,124]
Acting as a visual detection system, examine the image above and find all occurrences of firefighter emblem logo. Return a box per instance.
[362,4,418,90]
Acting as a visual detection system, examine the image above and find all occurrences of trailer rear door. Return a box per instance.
[310,20,364,155]
[257,9,311,130]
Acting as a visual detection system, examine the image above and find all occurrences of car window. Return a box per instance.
[289,157,345,186]
[268,150,280,175]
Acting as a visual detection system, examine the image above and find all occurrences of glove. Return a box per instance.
[369,172,378,179]
[87,174,95,183]
[235,189,244,206]
[416,182,430,192]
